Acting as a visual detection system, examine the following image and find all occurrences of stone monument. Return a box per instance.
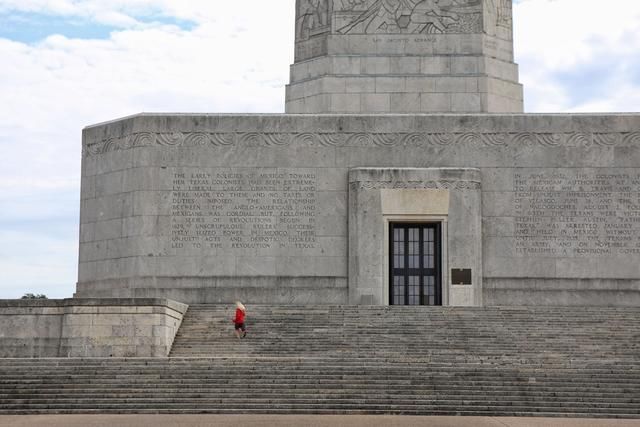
[287,0,523,113]
[73,0,640,308]
[1,0,640,360]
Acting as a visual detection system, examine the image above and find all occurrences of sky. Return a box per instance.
[0,0,639,299]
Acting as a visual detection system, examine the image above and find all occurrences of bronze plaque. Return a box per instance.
[451,269,472,285]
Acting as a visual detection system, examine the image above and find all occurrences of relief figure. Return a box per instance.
[496,0,512,27]
[297,0,330,39]
[337,0,367,10]
[338,0,479,34]
[485,0,511,28]
[409,0,460,34]
[338,0,414,34]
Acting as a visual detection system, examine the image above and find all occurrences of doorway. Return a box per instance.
[389,223,442,306]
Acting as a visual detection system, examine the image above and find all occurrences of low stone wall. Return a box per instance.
[0,299,188,358]
[484,278,640,307]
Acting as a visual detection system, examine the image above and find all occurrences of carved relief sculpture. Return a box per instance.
[496,0,512,27]
[337,0,367,10]
[485,0,512,30]
[297,0,330,40]
[337,0,482,35]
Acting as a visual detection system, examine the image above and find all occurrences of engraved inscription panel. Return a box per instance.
[170,168,317,253]
[514,170,640,257]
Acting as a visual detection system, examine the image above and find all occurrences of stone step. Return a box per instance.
[0,403,638,416]
[3,388,637,397]
[2,399,638,411]
[2,305,639,417]
[1,409,637,418]
[3,371,639,379]
[3,359,637,368]
[1,372,640,378]
[1,363,634,374]
[3,382,637,391]
[0,390,639,404]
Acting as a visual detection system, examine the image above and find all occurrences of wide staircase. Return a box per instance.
[0,305,639,417]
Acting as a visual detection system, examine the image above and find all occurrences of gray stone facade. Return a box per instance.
[77,114,640,306]
[2,0,638,364]
[286,0,523,113]
[69,0,640,309]
[349,167,482,306]
[72,0,638,308]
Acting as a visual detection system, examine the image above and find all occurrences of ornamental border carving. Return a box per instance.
[84,131,640,157]
[349,180,482,191]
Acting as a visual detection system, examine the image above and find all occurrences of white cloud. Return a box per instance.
[0,2,295,191]
[514,0,640,111]
[0,0,296,30]
[0,1,295,298]
[567,82,640,113]
[0,0,165,27]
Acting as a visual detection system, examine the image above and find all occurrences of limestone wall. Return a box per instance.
[78,113,640,306]
[288,0,522,113]
[0,299,187,357]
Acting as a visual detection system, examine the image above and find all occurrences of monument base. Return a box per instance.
[0,299,187,358]
[79,113,640,307]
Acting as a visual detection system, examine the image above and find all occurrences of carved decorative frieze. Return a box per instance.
[349,180,481,191]
[334,0,482,35]
[84,131,640,157]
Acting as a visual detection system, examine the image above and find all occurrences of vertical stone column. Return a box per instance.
[287,0,523,113]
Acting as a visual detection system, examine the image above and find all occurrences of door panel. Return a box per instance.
[390,223,442,306]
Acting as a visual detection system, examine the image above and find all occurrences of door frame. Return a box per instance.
[382,215,448,306]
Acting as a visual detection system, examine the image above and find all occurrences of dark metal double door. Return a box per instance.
[390,223,442,306]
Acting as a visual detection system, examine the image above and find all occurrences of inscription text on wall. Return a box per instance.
[170,169,317,252]
[514,170,640,257]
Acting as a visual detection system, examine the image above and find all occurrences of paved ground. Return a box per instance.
[1,416,639,427]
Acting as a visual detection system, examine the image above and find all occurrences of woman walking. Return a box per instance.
[232,301,247,339]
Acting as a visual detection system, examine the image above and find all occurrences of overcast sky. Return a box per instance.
[0,0,639,299]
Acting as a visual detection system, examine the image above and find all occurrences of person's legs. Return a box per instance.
[235,323,246,339]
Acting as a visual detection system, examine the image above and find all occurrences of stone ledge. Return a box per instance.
[0,298,188,313]
[485,288,640,307]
